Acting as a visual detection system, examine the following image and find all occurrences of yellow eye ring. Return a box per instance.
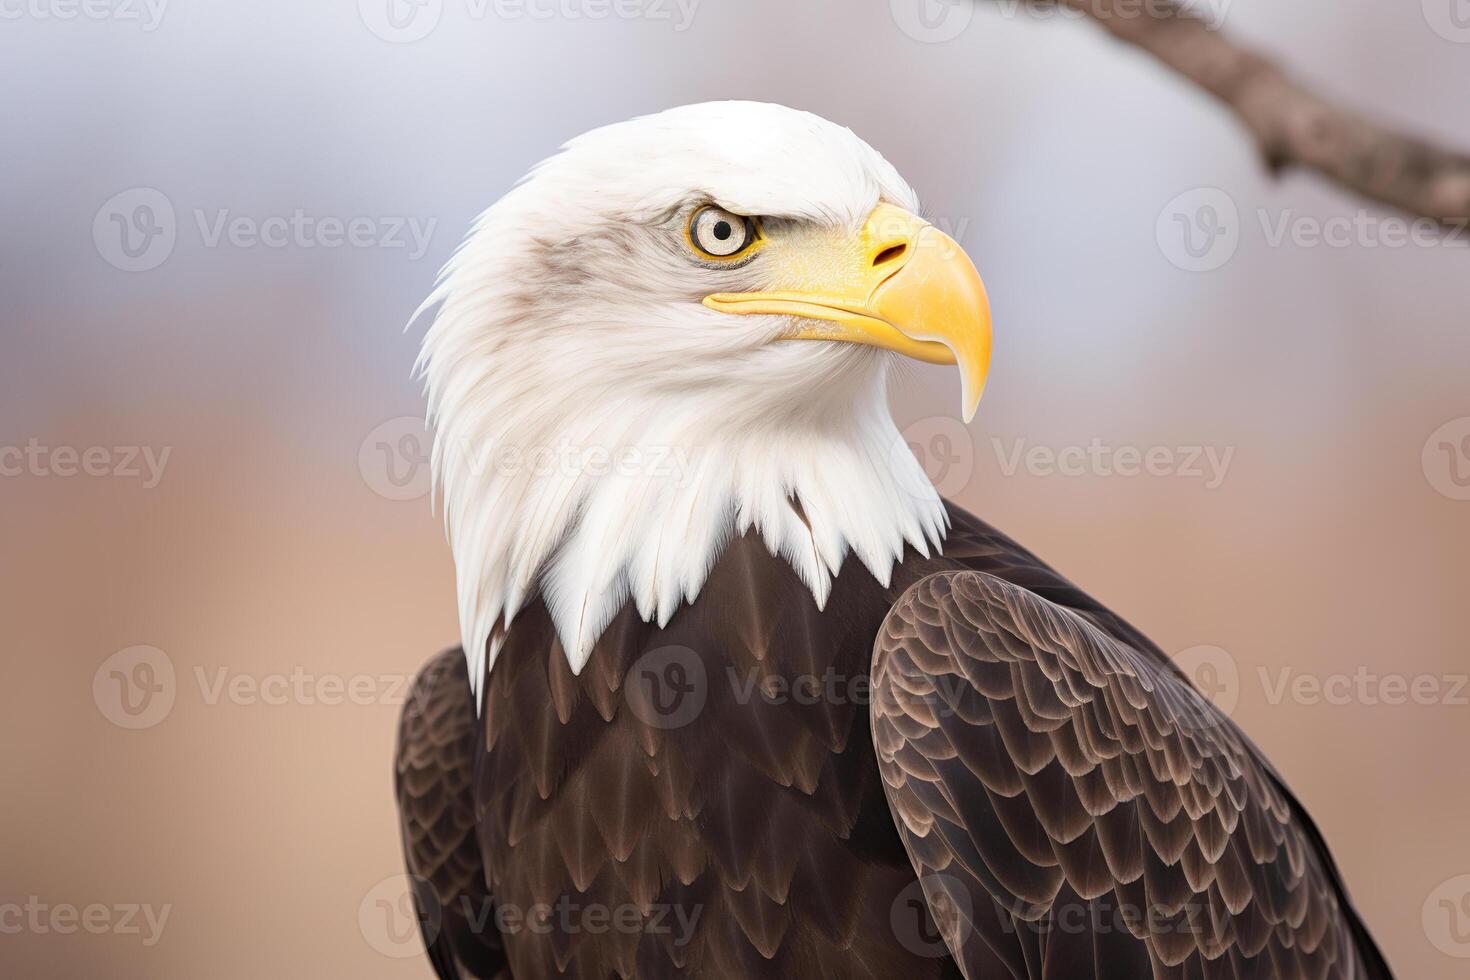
[687,205,761,261]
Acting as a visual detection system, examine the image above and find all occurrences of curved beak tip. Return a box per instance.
[702,205,993,426]
[962,386,983,425]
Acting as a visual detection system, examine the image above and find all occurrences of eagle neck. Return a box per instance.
[447,377,948,703]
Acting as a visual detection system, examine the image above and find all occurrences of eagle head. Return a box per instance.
[416,101,992,696]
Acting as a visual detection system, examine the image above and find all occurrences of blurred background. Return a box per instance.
[2,0,1468,976]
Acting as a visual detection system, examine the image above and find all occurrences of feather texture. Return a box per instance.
[395,648,511,980]
[871,569,1394,980]
[395,505,1392,979]
[413,102,934,698]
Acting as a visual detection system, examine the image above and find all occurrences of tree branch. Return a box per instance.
[996,0,1470,226]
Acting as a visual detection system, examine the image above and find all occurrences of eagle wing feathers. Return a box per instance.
[396,647,511,980]
[871,569,1391,980]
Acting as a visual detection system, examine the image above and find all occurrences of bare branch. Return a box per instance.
[994,0,1470,227]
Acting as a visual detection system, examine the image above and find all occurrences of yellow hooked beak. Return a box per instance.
[703,203,992,422]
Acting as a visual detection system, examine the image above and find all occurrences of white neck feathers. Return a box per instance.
[424,340,946,705]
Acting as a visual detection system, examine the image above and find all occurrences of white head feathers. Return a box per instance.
[416,102,947,704]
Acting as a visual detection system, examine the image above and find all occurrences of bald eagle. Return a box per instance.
[394,102,1393,980]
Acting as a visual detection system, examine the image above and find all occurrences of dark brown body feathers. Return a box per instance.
[396,505,1391,979]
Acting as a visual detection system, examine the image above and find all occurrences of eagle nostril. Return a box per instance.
[872,243,908,268]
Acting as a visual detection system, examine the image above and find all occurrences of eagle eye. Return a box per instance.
[688,205,757,259]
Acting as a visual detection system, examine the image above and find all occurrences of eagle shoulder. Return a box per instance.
[869,569,1391,980]
[395,647,509,980]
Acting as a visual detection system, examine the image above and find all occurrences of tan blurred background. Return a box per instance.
[3,0,1469,977]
